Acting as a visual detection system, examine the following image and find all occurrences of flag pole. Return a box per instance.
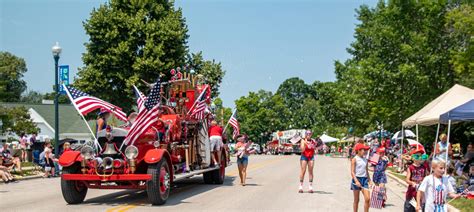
[187,85,208,115]
[63,84,102,151]
[223,108,236,133]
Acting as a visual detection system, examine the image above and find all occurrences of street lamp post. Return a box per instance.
[52,42,62,156]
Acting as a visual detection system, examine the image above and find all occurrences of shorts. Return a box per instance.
[351,177,369,190]
[210,136,222,152]
[237,157,248,165]
[300,155,314,161]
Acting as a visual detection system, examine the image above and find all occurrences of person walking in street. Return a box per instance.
[299,130,318,193]
[373,147,389,187]
[416,160,461,212]
[351,143,371,212]
[404,148,429,212]
[373,147,389,207]
[235,134,254,186]
[208,120,223,167]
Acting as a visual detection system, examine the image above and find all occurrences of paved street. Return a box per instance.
[0,155,407,212]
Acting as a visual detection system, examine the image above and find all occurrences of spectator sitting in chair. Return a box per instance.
[0,155,17,183]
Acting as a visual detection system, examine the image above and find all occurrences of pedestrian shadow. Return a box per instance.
[312,190,333,194]
[240,183,259,186]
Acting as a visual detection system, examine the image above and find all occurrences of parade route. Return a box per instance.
[0,155,407,211]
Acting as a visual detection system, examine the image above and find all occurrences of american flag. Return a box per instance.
[228,110,240,139]
[190,87,209,120]
[370,185,385,209]
[133,85,146,112]
[63,85,127,121]
[125,78,162,146]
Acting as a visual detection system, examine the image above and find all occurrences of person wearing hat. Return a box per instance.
[299,130,319,193]
[351,143,371,212]
[372,147,389,207]
[96,108,111,136]
[373,147,389,187]
[404,147,430,212]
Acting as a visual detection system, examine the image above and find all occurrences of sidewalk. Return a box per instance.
[0,166,44,184]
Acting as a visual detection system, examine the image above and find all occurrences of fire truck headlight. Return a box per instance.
[125,145,138,159]
[153,141,160,148]
[80,145,94,160]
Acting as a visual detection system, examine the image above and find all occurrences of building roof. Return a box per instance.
[1,102,91,134]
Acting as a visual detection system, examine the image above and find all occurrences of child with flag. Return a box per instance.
[404,147,430,212]
[417,160,461,212]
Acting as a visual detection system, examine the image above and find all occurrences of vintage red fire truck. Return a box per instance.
[58,78,229,205]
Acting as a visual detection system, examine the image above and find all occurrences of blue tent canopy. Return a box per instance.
[440,99,474,124]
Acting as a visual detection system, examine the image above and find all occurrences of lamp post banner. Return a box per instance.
[59,65,69,94]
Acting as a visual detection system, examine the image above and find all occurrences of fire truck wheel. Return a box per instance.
[212,153,226,184]
[61,165,88,204]
[146,159,170,205]
[203,170,214,184]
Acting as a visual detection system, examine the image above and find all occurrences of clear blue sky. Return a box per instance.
[1,0,377,107]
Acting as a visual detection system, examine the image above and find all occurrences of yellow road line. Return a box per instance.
[117,205,137,212]
[106,157,285,212]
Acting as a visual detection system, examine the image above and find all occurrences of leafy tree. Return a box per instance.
[43,90,71,104]
[0,106,39,135]
[446,3,474,87]
[20,90,44,104]
[75,0,189,111]
[187,52,225,98]
[211,97,232,127]
[276,77,315,129]
[235,90,290,143]
[0,52,27,102]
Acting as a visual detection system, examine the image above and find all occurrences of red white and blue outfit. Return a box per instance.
[301,139,316,161]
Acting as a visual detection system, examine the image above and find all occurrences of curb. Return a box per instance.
[0,174,44,184]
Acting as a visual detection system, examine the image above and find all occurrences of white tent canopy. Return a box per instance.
[402,84,474,127]
[320,134,339,143]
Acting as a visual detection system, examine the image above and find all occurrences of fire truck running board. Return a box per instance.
[174,167,220,181]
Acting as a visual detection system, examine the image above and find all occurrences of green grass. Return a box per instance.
[386,166,407,182]
[21,162,35,167]
[449,198,474,212]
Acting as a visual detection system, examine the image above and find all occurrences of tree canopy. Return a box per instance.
[0,52,27,102]
[0,106,39,135]
[235,1,474,146]
[75,0,225,112]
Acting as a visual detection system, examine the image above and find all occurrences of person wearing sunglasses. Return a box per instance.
[404,148,430,212]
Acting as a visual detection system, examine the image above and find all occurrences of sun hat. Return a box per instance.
[354,143,369,152]
[305,130,312,136]
[410,143,425,155]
